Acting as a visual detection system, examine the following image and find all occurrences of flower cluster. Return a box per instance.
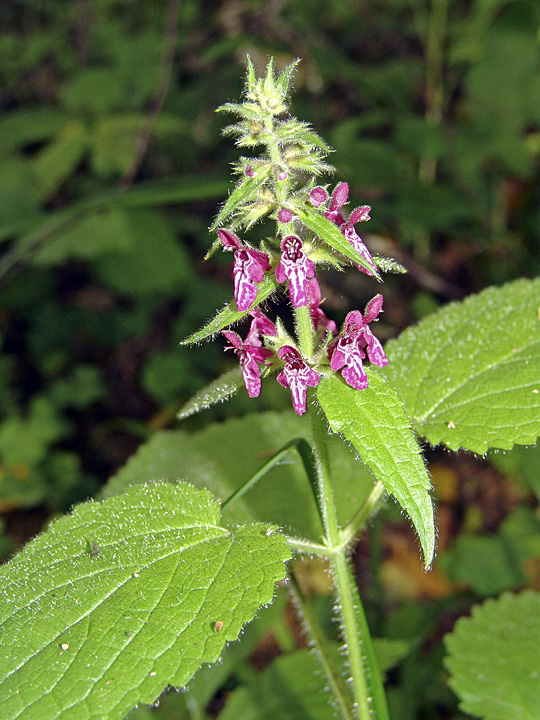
[208,59,393,415]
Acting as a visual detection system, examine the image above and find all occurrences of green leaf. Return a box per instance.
[32,208,132,265]
[94,209,191,295]
[180,274,279,345]
[294,205,381,278]
[91,114,186,176]
[383,278,540,453]
[0,482,290,720]
[30,120,88,200]
[209,164,272,232]
[317,372,434,567]
[177,366,243,419]
[218,648,336,720]
[440,534,526,596]
[445,590,540,720]
[103,411,376,543]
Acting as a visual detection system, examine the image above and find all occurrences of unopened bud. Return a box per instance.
[309,186,328,207]
[278,208,293,223]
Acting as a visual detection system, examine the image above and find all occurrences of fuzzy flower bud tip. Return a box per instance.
[276,346,319,415]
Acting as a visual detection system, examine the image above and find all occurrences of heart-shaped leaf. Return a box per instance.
[383,277,540,453]
[0,482,290,720]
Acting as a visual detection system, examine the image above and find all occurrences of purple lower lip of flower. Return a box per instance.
[329,336,368,390]
[328,300,388,389]
[218,229,270,312]
[276,345,319,415]
[275,235,315,308]
[222,330,273,398]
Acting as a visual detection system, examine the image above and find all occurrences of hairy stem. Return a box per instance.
[290,572,356,720]
[295,304,315,362]
[308,392,389,720]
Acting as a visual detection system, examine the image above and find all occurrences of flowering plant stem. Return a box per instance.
[308,388,390,720]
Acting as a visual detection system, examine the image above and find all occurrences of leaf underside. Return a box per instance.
[383,277,540,453]
[317,371,434,567]
[0,483,290,720]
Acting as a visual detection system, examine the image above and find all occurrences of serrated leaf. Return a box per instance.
[382,278,540,453]
[294,206,381,278]
[317,372,434,566]
[180,275,279,345]
[103,411,376,543]
[210,165,272,232]
[445,590,540,720]
[177,366,243,419]
[0,482,290,720]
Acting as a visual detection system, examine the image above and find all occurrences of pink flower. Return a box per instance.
[276,346,319,415]
[324,183,376,276]
[308,278,337,335]
[341,206,376,276]
[218,229,270,312]
[325,181,349,227]
[222,330,273,398]
[328,295,388,390]
[245,308,278,346]
[275,235,315,308]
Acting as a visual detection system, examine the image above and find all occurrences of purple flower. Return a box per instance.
[308,277,337,335]
[325,181,349,227]
[245,308,278,346]
[222,330,273,398]
[276,346,319,415]
[218,229,270,312]
[341,206,377,276]
[324,183,376,276]
[275,235,315,307]
[328,294,388,390]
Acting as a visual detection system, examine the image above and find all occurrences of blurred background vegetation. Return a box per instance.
[1,0,540,717]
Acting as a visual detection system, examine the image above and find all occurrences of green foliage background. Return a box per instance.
[2,1,540,718]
